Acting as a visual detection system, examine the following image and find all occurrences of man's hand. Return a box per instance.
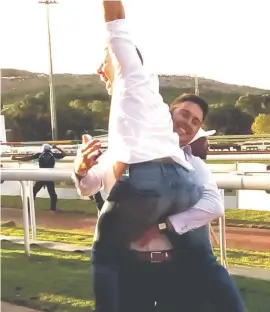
[74,135,102,177]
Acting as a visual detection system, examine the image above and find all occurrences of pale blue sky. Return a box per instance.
[1,0,270,89]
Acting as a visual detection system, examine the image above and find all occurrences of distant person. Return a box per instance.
[11,144,67,211]
[190,128,218,249]
[189,128,216,160]
[0,163,4,184]
[89,192,105,213]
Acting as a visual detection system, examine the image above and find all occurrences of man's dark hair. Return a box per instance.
[135,46,143,65]
[170,93,209,120]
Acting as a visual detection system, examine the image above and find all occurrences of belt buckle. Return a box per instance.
[150,251,168,263]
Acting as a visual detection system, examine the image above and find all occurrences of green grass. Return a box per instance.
[224,209,270,229]
[2,226,270,269]
[209,209,270,229]
[1,195,97,215]
[1,241,270,312]
[1,227,94,246]
[1,241,94,312]
[3,194,270,229]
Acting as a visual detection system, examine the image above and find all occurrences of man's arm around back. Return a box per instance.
[168,157,224,234]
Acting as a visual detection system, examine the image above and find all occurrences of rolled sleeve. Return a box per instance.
[72,169,104,197]
[72,151,116,197]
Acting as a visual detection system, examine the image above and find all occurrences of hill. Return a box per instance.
[2,68,269,106]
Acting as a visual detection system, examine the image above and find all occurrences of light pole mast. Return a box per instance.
[194,75,199,96]
[39,0,58,140]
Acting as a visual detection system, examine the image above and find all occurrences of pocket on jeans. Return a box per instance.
[128,179,162,197]
[128,165,164,196]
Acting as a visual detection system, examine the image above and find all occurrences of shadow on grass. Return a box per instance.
[226,249,270,259]
[1,195,97,216]
[2,242,270,312]
[212,219,270,229]
[1,242,94,312]
[223,249,270,268]
[235,276,270,312]
[1,227,94,246]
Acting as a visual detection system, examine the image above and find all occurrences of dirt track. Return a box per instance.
[1,208,270,252]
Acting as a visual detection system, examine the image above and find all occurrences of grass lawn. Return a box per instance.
[1,195,97,215]
[2,195,270,229]
[1,226,270,269]
[216,209,270,229]
[1,241,94,312]
[1,195,270,229]
[1,227,94,246]
[1,241,270,312]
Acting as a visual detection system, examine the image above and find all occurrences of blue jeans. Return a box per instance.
[161,226,247,312]
[92,226,246,312]
[94,160,202,247]
[93,263,119,312]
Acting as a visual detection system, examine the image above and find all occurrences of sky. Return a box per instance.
[1,0,270,89]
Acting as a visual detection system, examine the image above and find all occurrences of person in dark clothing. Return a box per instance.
[90,192,104,212]
[0,163,4,184]
[189,128,216,160]
[11,144,67,211]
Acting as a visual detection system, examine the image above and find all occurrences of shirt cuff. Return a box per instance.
[168,214,189,235]
[72,170,104,197]
[106,19,127,33]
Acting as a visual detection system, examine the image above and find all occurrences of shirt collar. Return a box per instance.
[182,145,192,155]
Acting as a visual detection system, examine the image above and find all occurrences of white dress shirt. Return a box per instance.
[73,146,224,252]
[106,19,192,171]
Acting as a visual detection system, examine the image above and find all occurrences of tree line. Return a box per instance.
[2,84,270,141]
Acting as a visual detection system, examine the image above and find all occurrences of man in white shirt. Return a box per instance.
[74,2,245,312]
[74,95,245,312]
[77,0,208,247]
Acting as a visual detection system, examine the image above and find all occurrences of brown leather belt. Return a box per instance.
[132,250,173,263]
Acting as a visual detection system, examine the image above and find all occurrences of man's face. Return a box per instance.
[97,49,114,95]
[172,101,203,147]
[190,137,209,160]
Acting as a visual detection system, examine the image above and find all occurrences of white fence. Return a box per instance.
[2,152,270,164]
[1,168,270,268]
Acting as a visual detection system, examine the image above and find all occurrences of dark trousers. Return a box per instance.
[33,181,57,211]
[89,192,104,212]
[92,246,246,312]
[95,161,202,246]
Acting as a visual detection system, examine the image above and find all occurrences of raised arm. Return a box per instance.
[73,165,105,197]
[102,0,144,80]
[11,153,39,162]
[52,145,67,158]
